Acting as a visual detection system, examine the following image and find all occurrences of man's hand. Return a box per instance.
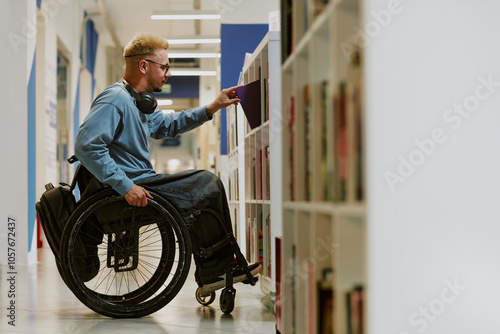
[124,184,153,207]
[206,85,242,116]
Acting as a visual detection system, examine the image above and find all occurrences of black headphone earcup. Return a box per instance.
[123,82,157,114]
[137,92,157,114]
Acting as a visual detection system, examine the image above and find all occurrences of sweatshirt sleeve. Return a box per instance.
[74,102,134,196]
[148,106,211,139]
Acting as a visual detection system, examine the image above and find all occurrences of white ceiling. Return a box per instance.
[79,0,221,53]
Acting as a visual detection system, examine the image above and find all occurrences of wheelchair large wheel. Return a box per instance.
[59,189,191,318]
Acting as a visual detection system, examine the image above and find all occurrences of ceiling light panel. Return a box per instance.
[167,38,221,45]
[151,11,221,20]
[168,53,221,59]
[170,70,217,76]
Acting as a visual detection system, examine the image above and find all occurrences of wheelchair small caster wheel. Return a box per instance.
[196,288,216,306]
[219,287,236,314]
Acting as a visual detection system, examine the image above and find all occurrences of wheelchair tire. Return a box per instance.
[59,189,191,318]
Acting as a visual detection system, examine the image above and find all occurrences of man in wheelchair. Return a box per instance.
[74,33,260,295]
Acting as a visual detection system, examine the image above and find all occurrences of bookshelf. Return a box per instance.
[280,0,365,333]
[227,31,282,299]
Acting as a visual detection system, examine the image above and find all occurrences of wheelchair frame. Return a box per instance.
[52,157,256,317]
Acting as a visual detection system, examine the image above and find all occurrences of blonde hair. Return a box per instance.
[123,33,170,57]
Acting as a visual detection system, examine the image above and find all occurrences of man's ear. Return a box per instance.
[138,59,147,74]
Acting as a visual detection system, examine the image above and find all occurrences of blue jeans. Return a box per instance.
[138,170,236,280]
[137,169,231,226]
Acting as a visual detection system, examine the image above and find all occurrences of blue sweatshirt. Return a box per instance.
[75,82,211,196]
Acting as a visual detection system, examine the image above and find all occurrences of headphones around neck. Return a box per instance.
[120,79,157,114]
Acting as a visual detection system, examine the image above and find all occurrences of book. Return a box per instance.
[263,214,271,277]
[350,50,363,201]
[253,217,258,263]
[246,215,251,259]
[258,229,263,265]
[235,80,262,129]
[234,208,238,240]
[252,156,256,199]
[319,81,331,201]
[257,149,263,200]
[346,285,364,334]
[318,268,334,334]
[308,261,315,334]
[281,0,293,62]
[289,96,296,200]
[304,84,312,201]
[276,237,283,333]
[265,145,271,200]
[267,61,270,120]
[335,82,348,202]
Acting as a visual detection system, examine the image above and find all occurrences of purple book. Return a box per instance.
[235,79,261,129]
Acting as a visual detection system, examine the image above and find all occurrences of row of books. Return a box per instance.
[227,103,238,153]
[316,281,365,334]
[228,167,239,201]
[246,213,271,277]
[287,49,363,202]
[248,145,271,200]
[289,261,363,334]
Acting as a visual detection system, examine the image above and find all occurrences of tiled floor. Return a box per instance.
[0,246,275,334]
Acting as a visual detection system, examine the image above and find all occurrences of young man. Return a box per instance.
[75,32,259,289]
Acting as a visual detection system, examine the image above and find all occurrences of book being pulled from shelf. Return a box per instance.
[236,79,262,130]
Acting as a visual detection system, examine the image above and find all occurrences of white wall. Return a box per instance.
[37,0,112,188]
[1,0,113,264]
[365,0,500,332]
[1,0,37,265]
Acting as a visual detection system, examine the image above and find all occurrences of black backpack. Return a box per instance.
[35,174,77,263]
[35,156,103,265]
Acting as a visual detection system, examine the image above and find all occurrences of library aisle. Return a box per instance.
[0,246,275,334]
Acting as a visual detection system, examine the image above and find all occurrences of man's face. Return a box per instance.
[144,49,171,93]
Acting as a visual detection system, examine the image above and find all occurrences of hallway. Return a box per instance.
[1,246,275,334]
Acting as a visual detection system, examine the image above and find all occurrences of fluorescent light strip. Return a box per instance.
[169,53,221,59]
[170,70,217,76]
[168,38,221,45]
[157,99,173,106]
[151,14,221,20]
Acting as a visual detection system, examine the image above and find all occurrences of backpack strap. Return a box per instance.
[67,155,105,200]
[68,155,80,191]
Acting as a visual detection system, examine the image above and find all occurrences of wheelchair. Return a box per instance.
[50,157,257,318]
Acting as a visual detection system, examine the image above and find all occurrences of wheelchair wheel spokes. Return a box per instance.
[84,223,169,300]
[60,193,191,318]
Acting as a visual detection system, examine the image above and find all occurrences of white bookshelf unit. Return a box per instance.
[278,0,500,333]
[227,31,283,298]
[279,0,365,333]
